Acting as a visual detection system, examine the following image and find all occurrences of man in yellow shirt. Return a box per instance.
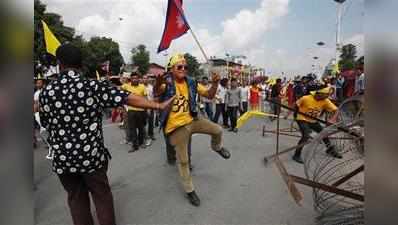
[154,53,231,207]
[121,72,148,152]
[293,87,342,164]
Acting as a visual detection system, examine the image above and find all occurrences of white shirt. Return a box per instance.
[260,84,267,99]
[34,89,42,102]
[144,84,154,101]
[215,85,227,104]
[240,86,249,102]
[202,84,213,103]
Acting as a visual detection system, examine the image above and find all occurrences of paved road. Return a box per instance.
[34,116,316,225]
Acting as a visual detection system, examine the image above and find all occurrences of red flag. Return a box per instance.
[157,0,190,53]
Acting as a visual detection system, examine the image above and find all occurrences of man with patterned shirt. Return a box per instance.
[39,43,173,225]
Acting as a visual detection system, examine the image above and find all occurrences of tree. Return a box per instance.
[34,0,76,62]
[83,37,124,77]
[339,43,357,71]
[184,53,203,79]
[34,0,125,78]
[131,44,150,75]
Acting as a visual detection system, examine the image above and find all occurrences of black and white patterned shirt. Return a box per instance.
[39,69,129,174]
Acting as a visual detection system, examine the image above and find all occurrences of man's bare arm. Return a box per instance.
[126,94,175,110]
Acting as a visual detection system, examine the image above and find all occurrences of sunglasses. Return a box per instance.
[176,65,187,71]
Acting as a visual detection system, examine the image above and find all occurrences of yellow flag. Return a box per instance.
[41,20,61,56]
[236,110,279,128]
[332,62,340,76]
[96,70,100,80]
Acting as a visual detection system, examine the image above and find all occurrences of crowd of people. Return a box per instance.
[33,43,365,225]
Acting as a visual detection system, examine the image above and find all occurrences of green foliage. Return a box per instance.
[83,37,124,77]
[184,53,203,79]
[34,0,75,61]
[131,44,150,75]
[34,0,125,77]
[339,43,357,71]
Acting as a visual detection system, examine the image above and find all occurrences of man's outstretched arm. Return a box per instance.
[126,94,175,110]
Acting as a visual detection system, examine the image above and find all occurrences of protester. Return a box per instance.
[121,72,148,152]
[38,43,173,225]
[284,80,295,119]
[328,77,338,102]
[225,78,241,132]
[154,53,231,207]
[292,87,342,164]
[33,76,46,149]
[201,77,214,119]
[239,80,249,115]
[260,78,268,111]
[270,78,282,120]
[142,75,156,141]
[213,78,229,128]
[336,73,345,103]
[249,80,261,111]
[355,67,365,95]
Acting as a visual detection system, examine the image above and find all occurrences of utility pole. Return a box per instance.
[335,0,346,65]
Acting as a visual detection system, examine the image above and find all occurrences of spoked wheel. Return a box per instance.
[303,119,364,225]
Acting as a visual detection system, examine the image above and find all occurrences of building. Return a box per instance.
[200,58,256,83]
[147,63,165,77]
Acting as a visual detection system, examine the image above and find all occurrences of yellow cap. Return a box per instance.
[310,87,331,96]
[167,53,186,69]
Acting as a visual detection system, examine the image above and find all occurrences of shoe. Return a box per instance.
[150,136,156,141]
[292,155,304,164]
[129,147,139,153]
[233,128,238,133]
[186,191,200,207]
[167,159,176,165]
[189,164,194,171]
[145,139,152,146]
[228,128,234,132]
[326,146,343,159]
[216,147,231,159]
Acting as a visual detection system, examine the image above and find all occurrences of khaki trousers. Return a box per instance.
[169,117,223,193]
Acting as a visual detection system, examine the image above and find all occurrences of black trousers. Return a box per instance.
[127,110,146,148]
[240,101,248,115]
[227,106,239,129]
[164,132,192,164]
[294,120,332,157]
[213,103,228,127]
[271,97,281,115]
[58,163,115,225]
[147,110,154,138]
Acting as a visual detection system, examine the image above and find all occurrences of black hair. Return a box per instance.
[220,78,229,87]
[202,77,209,80]
[55,43,82,68]
[276,78,282,83]
[231,78,237,82]
[130,71,141,77]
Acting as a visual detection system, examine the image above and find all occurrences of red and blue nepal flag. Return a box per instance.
[157,0,190,53]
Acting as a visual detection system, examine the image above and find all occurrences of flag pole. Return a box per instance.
[172,0,210,64]
[188,29,209,63]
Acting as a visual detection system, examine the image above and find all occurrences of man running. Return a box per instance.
[292,87,343,164]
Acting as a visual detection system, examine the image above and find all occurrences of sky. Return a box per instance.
[42,0,364,78]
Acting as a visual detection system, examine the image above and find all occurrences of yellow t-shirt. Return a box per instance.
[164,81,208,134]
[121,83,147,111]
[296,95,337,123]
